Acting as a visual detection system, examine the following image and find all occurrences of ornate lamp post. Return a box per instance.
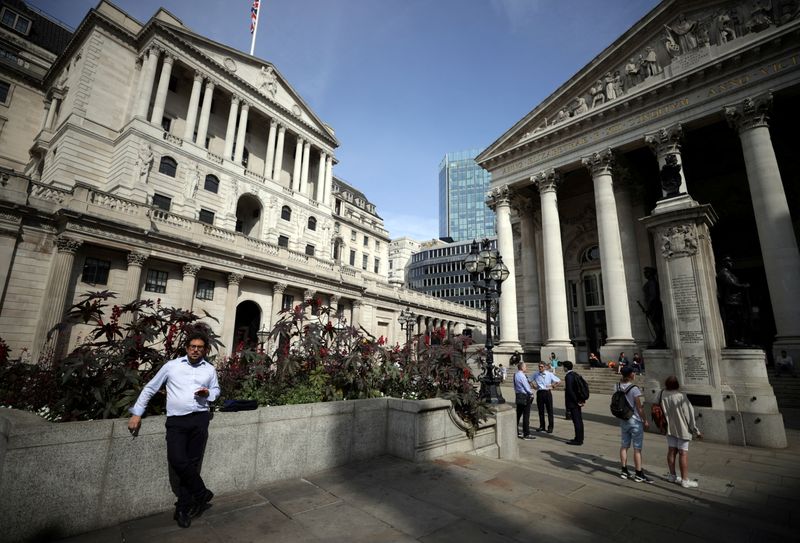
[397,306,417,352]
[464,239,509,404]
[256,325,269,354]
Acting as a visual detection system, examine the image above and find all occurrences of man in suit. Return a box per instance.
[563,361,584,445]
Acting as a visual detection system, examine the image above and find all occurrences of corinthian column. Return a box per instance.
[516,198,542,348]
[233,102,250,165]
[195,79,215,149]
[582,149,635,353]
[532,170,574,361]
[300,140,311,195]
[264,119,277,178]
[272,125,286,181]
[726,94,800,357]
[270,282,287,328]
[120,252,148,324]
[292,137,303,191]
[352,299,363,328]
[223,95,240,160]
[150,53,175,125]
[181,264,200,311]
[324,155,333,205]
[135,47,160,119]
[487,185,520,350]
[183,72,204,141]
[645,123,688,197]
[316,152,326,201]
[221,273,243,353]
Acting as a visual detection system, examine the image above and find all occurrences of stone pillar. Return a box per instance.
[329,294,340,320]
[272,125,286,180]
[352,299,362,328]
[195,79,215,149]
[582,149,635,358]
[221,273,243,353]
[270,282,287,328]
[44,98,58,130]
[32,236,83,362]
[183,72,204,141]
[223,95,240,160]
[486,185,520,351]
[645,123,688,197]
[726,94,800,358]
[181,264,200,311]
[324,155,333,205]
[264,119,277,178]
[149,53,174,125]
[517,199,542,350]
[303,289,316,318]
[532,169,575,362]
[300,140,311,195]
[120,252,148,324]
[135,47,159,119]
[233,102,250,165]
[315,152,326,201]
[292,137,303,191]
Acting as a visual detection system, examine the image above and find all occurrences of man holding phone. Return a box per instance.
[128,330,220,528]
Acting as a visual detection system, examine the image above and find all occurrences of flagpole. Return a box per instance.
[249,0,261,56]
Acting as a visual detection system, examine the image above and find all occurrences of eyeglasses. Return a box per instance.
[187,345,206,351]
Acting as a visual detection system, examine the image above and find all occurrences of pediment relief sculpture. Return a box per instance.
[258,66,278,97]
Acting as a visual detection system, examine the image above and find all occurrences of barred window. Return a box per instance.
[158,156,177,177]
[305,244,315,256]
[278,235,289,248]
[308,216,317,231]
[281,206,292,221]
[152,193,171,211]
[82,257,110,285]
[204,175,219,193]
[145,269,168,293]
[196,279,215,300]
[198,209,215,225]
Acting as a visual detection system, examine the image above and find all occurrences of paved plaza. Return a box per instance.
[57,389,799,543]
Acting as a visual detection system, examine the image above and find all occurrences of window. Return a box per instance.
[1,8,32,34]
[0,80,10,105]
[374,258,380,274]
[196,279,215,300]
[351,230,356,242]
[375,241,380,250]
[362,254,368,270]
[198,209,215,225]
[152,193,171,211]
[281,205,292,221]
[281,293,294,310]
[158,156,177,177]
[349,250,356,266]
[307,216,317,231]
[82,257,110,285]
[204,174,219,193]
[145,269,168,293]
[242,147,249,168]
[305,244,315,256]
[363,235,369,247]
[161,116,172,132]
[278,235,289,248]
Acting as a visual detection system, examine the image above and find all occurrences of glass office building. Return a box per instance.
[438,149,495,242]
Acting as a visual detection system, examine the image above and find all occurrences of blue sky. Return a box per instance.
[30,0,660,240]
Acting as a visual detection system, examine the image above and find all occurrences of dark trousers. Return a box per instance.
[569,405,584,443]
[537,390,554,430]
[165,411,210,511]
[516,400,531,436]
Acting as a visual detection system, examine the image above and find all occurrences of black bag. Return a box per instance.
[610,384,636,419]
[573,372,590,402]
[515,392,531,406]
[220,399,259,412]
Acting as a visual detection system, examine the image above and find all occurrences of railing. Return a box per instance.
[150,209,193,230]
[203,223,236,242]
[282,187,294,196]
[207,152,224,165]
[163,132,183,146]
[89,190,142,215]
[245,236,280,256]
[244,169,267,184]
[28,182,70,204]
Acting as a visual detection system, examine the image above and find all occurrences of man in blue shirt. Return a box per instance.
[128,331,220,528]
[513,361,536,440]
[532,362,561,433]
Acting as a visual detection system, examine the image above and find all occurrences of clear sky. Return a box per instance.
[29,0,660,241]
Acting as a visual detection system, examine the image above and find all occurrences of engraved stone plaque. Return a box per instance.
[670,269,711,385]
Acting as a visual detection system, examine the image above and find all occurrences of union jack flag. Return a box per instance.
[250,0,260,34]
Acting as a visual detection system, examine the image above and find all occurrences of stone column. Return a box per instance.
[32,236,83,362]
[264,119,277,178]
[300,141,312,195]
[195,79,215,149]
[292,137,303,191]
[233,102,250,165]
[516,199,542,349]
[149,53,174,125]
[303,289,316,318]
[324,155,333,205]
[181,264,200,311]
[352,299,362,328]
[183,72,204,141]
[487,185,520,350]
[645,123,687,197]
[315,152,326,201]
[120,252,148,324]
[270,282,287,328]
[532,169,575,361]
[44,98,58,130]
[329,294,340,320]
[221,273,243,353]
[582,149,635,353]
[223,95,240,160]
[135,47,160,119]
[272,125,286,181]
[726,94,800,356]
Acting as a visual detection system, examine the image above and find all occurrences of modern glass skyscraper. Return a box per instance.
[438,149,494,242]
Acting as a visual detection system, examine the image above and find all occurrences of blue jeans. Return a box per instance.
[620,417,644,450]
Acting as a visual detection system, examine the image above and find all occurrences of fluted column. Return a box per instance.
[183,72,204,141]
[517,199,542,348]
[292,137,303,190]
[120,252,148,324]
[272,125,286,181]
[149,53,174,125]
[181,264,200,311]
[222,273,243,353]
[487,185,520,348]
[300,141,311,195]
[264,119,277,178]
[135,47,160,119]
[315,152,326,201]
[645,123,687,197]
[532,170,574,358]
[32,236,83,361]
[223,95,240,160]
[270,282,287,328]
[233,102,250,165]
[195,79,215,149]
[726,94,800,353]
[582,149,634,347]
[324,155,333,205]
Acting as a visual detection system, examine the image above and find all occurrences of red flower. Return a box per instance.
[377,335,386,345]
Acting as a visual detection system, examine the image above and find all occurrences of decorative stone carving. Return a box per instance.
[227,272,243,286]
[624,57,641,87]
[590,78,605,108]
[581,148,615,176]
[642,46,662,77]
[273,282,287,294]
[486,184,512,210]
[746,0,774,32]
[532,169,560,194]
[665,13,700,54]
[660,224,698,259]
[126,252,148,267]
[645,123,683,158]
[136,143,154,184]
[725,93,772,133]
[186,164,201,199]
[182,264,201,277]
[573,96,589,115]
[659,155,683,198]
[716,10,737,43]
[303,289,315,302]
[258,66,278,97]
[55,236,83,254]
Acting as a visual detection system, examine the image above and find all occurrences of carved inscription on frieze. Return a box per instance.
[683,354,710,384]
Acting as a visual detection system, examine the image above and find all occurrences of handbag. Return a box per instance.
[650,391,668,434]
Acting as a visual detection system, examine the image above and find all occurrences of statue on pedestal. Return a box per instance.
[716,255,752,348]
[641,267,667,348]
[659,154,683,198]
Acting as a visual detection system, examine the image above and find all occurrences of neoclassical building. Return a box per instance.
[0,0,483,361]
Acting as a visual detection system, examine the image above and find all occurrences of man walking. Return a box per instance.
[128,331,220,528]
[563,361,584,445]
[617,366,652,483]
[514,361,535,440]
[532,362,560,433]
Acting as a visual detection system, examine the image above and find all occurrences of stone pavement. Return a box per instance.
[57,391,799,543]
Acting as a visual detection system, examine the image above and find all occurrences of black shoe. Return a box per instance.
[535,427,545,432]
[174,509,191,528]
[189,489,214,518]
[546,428,553,434]
[522,434,536,440]
[566,440,583,446]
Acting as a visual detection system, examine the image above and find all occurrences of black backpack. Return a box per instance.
[610,383,636,419]
[573,372,590,402]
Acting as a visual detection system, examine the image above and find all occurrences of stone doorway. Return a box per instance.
[233,300,262,350]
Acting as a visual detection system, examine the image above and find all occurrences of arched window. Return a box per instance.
[204,174,219,193]
[281,205,292,221]
[158,156,177,177]
[581,245,600,264]
[307,216,317,231]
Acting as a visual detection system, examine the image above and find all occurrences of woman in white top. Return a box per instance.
[660,375,703,488]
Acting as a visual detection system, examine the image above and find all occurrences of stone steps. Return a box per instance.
[766,368,800,408]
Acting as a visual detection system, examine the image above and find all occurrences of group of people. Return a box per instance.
[617,351,645,374]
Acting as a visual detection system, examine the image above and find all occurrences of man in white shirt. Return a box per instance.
[128,331,220,528]
[776,350,796,377]
[532,362,561,433]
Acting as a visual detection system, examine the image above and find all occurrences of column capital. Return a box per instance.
[352,299,363,308]
[204,79,216,90]
[182,264,201,277]
[725,93,772,133]
[240,101,250,111]
[277,124,286,134]
[273,282,287,294]
[126,251,149,267]
[231,94,241,105]
[645,123,683,157]
[269,118,277,128]
[192,71,204,83]
[162,53,176,65]
[227,272,243,286]
[329,294,339,305]
[532,169,561,194]
[55,235,82,254]
[486,184,513,210]
[581,148,615,176]
[303,289,316,302]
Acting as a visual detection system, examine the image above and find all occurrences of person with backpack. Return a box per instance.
[563,361,588,445]
[661,376,703,488]
[614,366,652,483]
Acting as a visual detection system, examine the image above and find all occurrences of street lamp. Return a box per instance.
[464,239,509,404]
[256,324,269,353]
[397,306,417,348]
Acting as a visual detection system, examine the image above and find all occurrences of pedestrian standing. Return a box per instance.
[661,376,703,488]
[563,361,584,445]
[514,361,535,440]
[616,366,652,483]
[532,362,561,433]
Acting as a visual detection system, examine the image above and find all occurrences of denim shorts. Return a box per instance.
[620,417,644,449]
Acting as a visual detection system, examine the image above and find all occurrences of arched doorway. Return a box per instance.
[233,300,261,351]
[235,194,262,238]
[579,245,606,357]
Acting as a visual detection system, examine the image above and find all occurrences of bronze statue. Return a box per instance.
[642,267,667,348]
[717,255,752,347]
[659,154,683,198]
